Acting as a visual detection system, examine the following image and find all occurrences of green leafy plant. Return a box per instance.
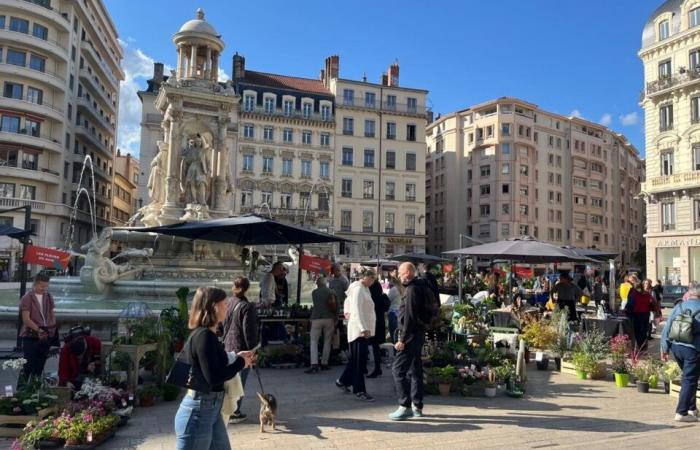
[574,329,609,362]
[160,384,180,402]
[631,359,652,382]
[662,360,681,382]
[427,365,458,384]
[571,350,597,373]
[547,307,571,358]
[521,319,558,350]
[493,360,516,384]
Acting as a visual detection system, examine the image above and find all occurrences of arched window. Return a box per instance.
[659,19,670,41]
[690,7,700,28]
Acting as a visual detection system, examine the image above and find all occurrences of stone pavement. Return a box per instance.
[1,360,694,450]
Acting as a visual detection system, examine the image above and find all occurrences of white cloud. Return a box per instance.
[569,109,584,119]
[116,38,160,158]
[218,67,230,82]
[619,112,639,126]
[599,113,612,127]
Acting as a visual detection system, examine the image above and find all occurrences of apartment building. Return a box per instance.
[0,0,123,276]
[111,149,138,226]
[321,56,429,260]
[426,98,645,265]
[639,0,700,284]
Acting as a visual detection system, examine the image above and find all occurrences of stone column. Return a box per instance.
[161,110,183,222]
[189,45,197,78]
[212,52,219,82]
[212,115,230,213]
[177,46,186,79]
[205,46,212,80]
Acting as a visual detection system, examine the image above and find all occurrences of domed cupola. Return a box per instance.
[172,8,224,81]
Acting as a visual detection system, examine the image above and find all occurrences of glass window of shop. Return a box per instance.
[689,247,700,285]
[656,247,680,285]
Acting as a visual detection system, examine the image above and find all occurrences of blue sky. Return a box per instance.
[106,0,662,159]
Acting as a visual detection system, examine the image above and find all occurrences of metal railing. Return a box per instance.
[646,68,700,96]
[2,93,64,114]
[0,24,67,51]
[240,105,334,123]
[0,61,65,82]
[0,129,61,148]
[339,97,430,116]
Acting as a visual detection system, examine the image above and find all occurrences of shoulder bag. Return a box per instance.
[165,328,210,393]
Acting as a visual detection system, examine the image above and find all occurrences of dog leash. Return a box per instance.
[253,365,265,394]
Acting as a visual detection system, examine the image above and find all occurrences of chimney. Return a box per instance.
[381,73,388,86]
[153,62,164,84]
[325,55,339,80]
[232,52,245,79]
[319,68,326,83]
[387,61,399,87]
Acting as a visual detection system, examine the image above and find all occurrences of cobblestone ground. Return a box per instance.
[2,359,696,450]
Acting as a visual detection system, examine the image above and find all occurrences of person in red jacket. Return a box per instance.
[58,335,102,389]
[628,281,652,350]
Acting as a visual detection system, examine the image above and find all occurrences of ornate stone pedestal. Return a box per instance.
[181,203,210,221]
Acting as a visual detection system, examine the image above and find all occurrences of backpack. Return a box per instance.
[668,308,700,344]
[576,275,588,291]
[415,279,440,329]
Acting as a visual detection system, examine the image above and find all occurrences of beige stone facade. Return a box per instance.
[426,98,645,265]
[322,57,429,260]
[0,0,123,276]
[111,150,138,226]
[640,0,700,284]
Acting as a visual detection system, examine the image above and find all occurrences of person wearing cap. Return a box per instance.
[58,334,102,389]
[306,277,337,373]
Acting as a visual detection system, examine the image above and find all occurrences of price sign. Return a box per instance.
[87,431,93,443]
[4,385,13,397]
[535,352,544,362]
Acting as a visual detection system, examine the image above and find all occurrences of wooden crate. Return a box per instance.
[560,360,606,379]
[0,406,56,438]
[669,380,700,400]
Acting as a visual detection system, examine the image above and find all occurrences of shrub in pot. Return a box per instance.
[160,384,180,402]
[484,369,497,398]
[137,384,160,407]
[610,335,631,388]
[631,361,651,393]
[427,365,457,396]
[572,351,595,380]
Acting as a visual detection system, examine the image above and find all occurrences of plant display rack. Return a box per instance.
[0,406,56,438]
[560,360,606,379]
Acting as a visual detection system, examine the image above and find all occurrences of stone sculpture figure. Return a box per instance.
[147,143,165,204]
[180,135,211,205]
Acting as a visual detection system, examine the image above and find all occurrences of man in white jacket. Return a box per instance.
[335,268,376,401]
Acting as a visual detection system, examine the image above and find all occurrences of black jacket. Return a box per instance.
[399,277,426,344]
[222,296,258,353]
[189,327,245,392]
[369,280,389,338]
[421,271,440,301]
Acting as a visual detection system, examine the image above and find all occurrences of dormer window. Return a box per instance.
[691,7,700,28]
[283,99,294,116]
[302,102,312,118]
[244,94,255,112]
[264,97,275,114]
[659,19,670,41]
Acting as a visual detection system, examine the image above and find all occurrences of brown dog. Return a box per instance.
[257,392,278,432]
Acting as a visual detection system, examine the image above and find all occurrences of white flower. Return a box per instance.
[2,358,27,371]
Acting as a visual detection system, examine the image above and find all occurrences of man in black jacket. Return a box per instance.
[367,277,389,378]
[389,262,426,421]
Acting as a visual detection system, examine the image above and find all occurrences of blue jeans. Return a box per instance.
[234,368,250,415]
[388,311,398,343]
[671,343,700,415]
[174,391,230,450]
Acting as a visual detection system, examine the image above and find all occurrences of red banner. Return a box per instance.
[513,265,533,278]
[300,255,332,274]
[23,245,70,270]
[442,263,454,273]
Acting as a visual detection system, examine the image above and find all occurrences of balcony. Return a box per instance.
[76,96,116,133]
[645,68,700,98]
[340,97,431,119]
[0,160,61,184]
[74,124,113,158]
[1,95,63,122]
[405,228,416,235]
[0,61,66,91]
[80,39,119,89]
[0,0,71,31]
[240,105,334,124]
[0,26,68,61]
[79,68,117,113]
[0,129,62,153]
[643,170,700,193]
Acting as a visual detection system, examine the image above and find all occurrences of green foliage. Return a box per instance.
[574,329,609,362]
[427,365,458,384]
[160,384,180,401]
[548,307,571,357]
[137,384,161,399]
[492,360,516,384]
[521,319,557,349]
[663,360,681,381]
[571,351,597,373]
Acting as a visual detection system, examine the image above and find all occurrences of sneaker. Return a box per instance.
[305,365,320,374]
[689,409,699,418]
[320,365,331,371]
[674,413,698,422]
[412,406,423,418]
[228,412,247,424]
[335,380,350,393]
[389,406,412,421]
[355,392,375,402]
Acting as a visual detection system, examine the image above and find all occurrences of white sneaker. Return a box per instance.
[689,409,699,418]
[674,413,698,422]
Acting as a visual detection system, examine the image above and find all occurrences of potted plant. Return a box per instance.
[574,330,609,379]
[610,335,631,388]
[662,360,681,394]
[571,351,595,380]
[646,357,663,390]
[428,365,457,396]
[547,307,570,371]
[484,369,497,398]
[137,384,160,407]
[521,319,557,371]
[160,384,180,402]
[631,361,651,393]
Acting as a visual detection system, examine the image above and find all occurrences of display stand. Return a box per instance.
[101,342,158,393]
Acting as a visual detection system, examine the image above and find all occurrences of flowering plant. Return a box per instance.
[2,358,27,372]
[458,366,484,385]
[74,378,121,404]
[610,335,630,374]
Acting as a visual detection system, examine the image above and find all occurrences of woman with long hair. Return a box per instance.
[174,287,256,450]
[628,280,652,350]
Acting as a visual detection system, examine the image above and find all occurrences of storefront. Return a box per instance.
[646,236,700,285]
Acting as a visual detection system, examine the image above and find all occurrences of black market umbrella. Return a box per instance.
[0,224,31,239]
[444,236,595,264]
[393,252,448,264]
[360,259,399,267]
[562,246,618,262]
[127,214,351,246]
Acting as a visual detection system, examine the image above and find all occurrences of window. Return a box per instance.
[502,203,510,215]
[407,97,417,113]
[662,202,676,230]
[590,162,604,173]
[301,160,311,177]
[519,185,528,196]
[263,127,274,141]
[299,191,310,209]
[29,55,45,72]
[661,151,674,176]
[320,161,329,179]
[243,124,254,139]
[659,19,670,40]
[25,118,40,137]
[0,183,15,198]
[302,102,312,118]
[264,97,275,114]
[318,192,329,211]
[364,119,375,137]
[520,205,528,216]
[660,104,673,131]
[693,97,700,123]
[591,215,603,225]
[692,7,700,28]
[342,147,353,166]
[283,99,294,116]
[480,204,490,217]
[364,149,375,168]
[386,122,396,139]
[386,151,396,169]
[342,179,352,198]
[244,95,255,112]
[320,105,331,121]
[405,214,416,234]
[480,165,491,177]
[385,95,396,111]
[573,177,587,188]
[261,191,272,206]
[341,210,352,232]
[406,153,416,171]
[574,195,586,205]
[385,212,395,233]
[363,180,374,199]
[1,115,20,133]
[502,183,509,194]
[365,92,375,107]
[405,183,416,201]
[282,158,292,176]
[320,133,330,147]
[280,193,292,209]
[694,145,700,170]
[659,59,672,78]
[27,86,43,104]
[502,123,511,136]
[591,197,603,208]
[343,117,354,135]
[10,17,29,33]
[520,165,529,176]
[502,163,510,174]
[343,89,354,105]
[262,156,273,174]
[363,211,374,232]
[32,24,48,40]
[479,224,491,237]
[242,154,253,172]
[386,181,395,200]
[7,49,26,66]
[0,16,5,29]
[3,82,23,99]
[282,128,293,142]
[501,143,511,155]
[19,184,35,200]
[480,184,491,196]
[406,124,416,141]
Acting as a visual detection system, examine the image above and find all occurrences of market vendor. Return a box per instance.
[550,272,583,322]
[58,334,102,389]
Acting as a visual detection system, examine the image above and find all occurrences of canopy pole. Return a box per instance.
[296,244,303,305]
[458,256,463,303]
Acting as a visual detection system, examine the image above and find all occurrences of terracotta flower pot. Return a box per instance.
[438,383,451,396]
